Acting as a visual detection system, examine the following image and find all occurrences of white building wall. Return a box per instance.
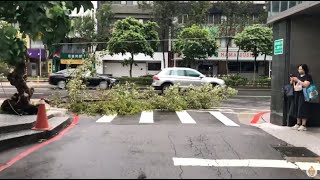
[96,51,168,77]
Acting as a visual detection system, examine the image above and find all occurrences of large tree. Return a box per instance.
[234,24,273,81]
[0,1,93,115]
[174,25,218,67]
[96,2,114,51]
[107,17,160,78]
[215,1,267,74]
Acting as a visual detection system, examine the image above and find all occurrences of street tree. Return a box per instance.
[96,2,114,50]
[72,15,96,52]
[174,25,218,67]
[0,1,93,114]
[186,1,211,27]
[107,17,160,78]
[234,24,273,81]
[139,1,181,68]
[215,1,267,74]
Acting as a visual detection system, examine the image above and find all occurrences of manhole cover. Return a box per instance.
[273,146,319,157]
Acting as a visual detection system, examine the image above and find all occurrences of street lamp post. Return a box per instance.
[39,48,41,77]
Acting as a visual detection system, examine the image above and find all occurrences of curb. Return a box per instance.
[0,115,72,153]
[250,111,270,124]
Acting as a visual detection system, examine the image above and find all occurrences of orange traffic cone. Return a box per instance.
[32,97,50,131]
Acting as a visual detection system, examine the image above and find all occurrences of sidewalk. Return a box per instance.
[253,112,320,156]
[0,81,53,88]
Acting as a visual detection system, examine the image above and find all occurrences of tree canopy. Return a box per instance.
[234,24,273,80]
[174,25,218,67]
[107,17,160,77]
[0,1,93,66]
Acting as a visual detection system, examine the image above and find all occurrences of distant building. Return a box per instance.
[95,1,272,78]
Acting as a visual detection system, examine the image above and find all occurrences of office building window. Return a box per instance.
[289,1,296,8]
[147,63,161,71]
[280,1,289,12]
[228,62,239,73]
[214,14,221,24]
[126,1,133,5]
[271,1,280,14]
[208,15,214,24]
[178,14,188,24]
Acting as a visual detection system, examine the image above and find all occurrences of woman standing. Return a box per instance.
[289,64,313,131]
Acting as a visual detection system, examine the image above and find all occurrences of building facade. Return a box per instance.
[267,1,320,126]
[95,1,272,78]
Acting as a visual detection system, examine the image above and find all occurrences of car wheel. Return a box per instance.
[211,83,218,88]
[57,81,66,89]
[161,83,172,94]
[99,81,108,90]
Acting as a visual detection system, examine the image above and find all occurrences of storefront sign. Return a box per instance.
[60,59,84,65]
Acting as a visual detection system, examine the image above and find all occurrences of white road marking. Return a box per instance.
[176,111,196,124]
[209,111,240,127]
[139,111,154,124]
[172,158,320,170]
[96,114,117,123]
[234,96,271,98]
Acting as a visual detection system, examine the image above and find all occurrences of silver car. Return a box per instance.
[152,67,225,92]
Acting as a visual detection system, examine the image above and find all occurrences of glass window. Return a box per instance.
[183,14,188,24]
[228,62,239,73]
[289,1,296,8]
[172,70,186,76]
[126,1,133,5]
[178,15,183,24]
[271,1,280,14]
[214,14,221,25]
[240,62,257,73]
[112,1,121,4]
[208,15,214,24]
[148,63,161,71]
[280,1,289,12]
[186,70,201,77]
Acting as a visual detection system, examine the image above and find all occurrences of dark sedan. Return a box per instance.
[49,69,119,90]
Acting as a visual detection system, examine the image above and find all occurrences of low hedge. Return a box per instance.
[117,77,153,86]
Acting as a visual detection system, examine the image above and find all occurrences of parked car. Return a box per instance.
[152,67,225,92]
[49,69,119,90]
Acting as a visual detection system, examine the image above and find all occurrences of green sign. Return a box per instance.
[274,39,284,55]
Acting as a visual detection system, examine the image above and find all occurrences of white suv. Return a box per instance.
[152,67,225,92]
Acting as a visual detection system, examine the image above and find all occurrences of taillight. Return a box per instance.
[153,76,159,81]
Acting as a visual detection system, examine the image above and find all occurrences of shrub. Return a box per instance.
[117,77,153,86]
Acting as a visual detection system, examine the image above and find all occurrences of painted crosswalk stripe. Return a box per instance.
[96,114,117,123]
[139,111,154,124]
[172,157,320,171]
[176,111,196,124]
[209,111,240,127]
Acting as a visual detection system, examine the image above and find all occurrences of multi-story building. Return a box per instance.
[96,1,272,78]
[51,1,97,73]
[96,1,167,77]
[267,1,320,126]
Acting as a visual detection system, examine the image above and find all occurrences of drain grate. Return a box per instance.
[273,146,319,157]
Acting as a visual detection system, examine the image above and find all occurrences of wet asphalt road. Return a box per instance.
[0,87,310,178]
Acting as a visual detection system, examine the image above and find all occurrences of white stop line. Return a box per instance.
[172,157,320,171]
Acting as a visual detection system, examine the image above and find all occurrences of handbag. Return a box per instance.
[283,84,293,97]
[303,83,319,103]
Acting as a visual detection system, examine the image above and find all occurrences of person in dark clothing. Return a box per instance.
[289,64,313,131]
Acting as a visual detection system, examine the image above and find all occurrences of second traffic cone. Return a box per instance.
[32,97,50,131]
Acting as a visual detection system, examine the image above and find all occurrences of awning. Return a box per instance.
[27,48,47,60]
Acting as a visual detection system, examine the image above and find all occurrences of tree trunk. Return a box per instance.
[129,54,134,78]
[236,47,240,75]
[264,54,267,76]
[0,62,38,115]
[253,56,257,84]
[225,37,230,75]
[162,28,166,68]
